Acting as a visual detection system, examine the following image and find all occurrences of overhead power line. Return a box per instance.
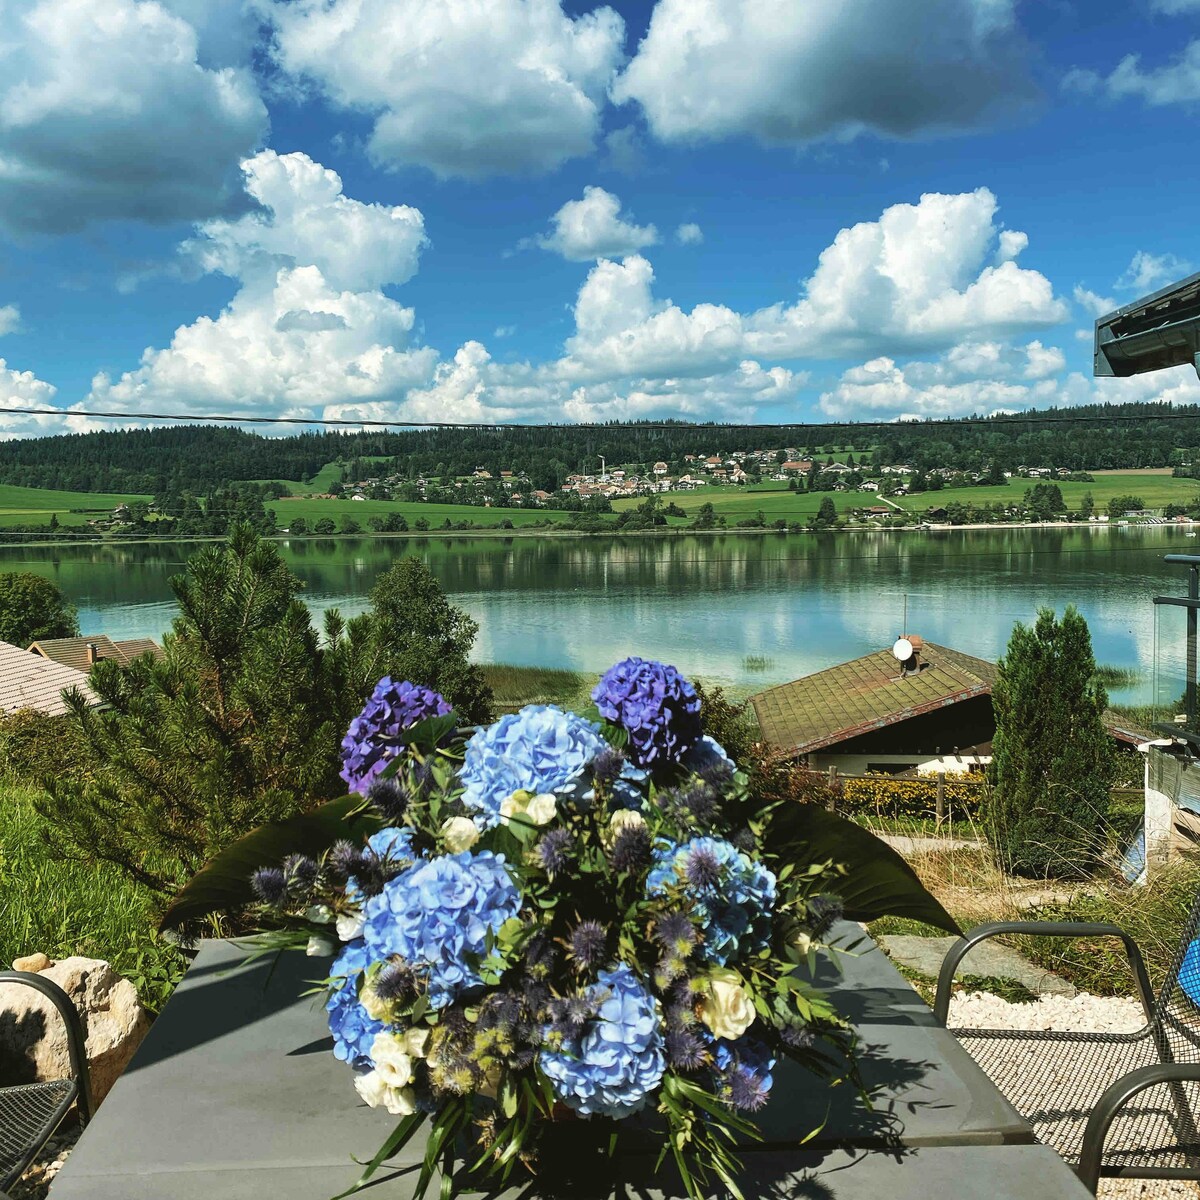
[4,404,1200,433]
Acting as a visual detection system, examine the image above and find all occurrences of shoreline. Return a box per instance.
[0,516,1193,552]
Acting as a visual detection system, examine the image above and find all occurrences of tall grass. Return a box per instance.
[0,779,183,1012]
[1093,664,1143,689]
[480,664,594,714]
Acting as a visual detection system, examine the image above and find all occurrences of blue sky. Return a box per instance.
[3,0,1200,437]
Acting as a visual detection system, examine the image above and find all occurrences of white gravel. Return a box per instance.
[949,990,1198,1199]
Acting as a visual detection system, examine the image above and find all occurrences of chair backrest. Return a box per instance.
[1154,888,1200,1056]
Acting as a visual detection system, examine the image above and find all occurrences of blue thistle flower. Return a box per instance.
[568,920,607,972]
[536,828,573,877]
[365,776,408,824]
[591,745,626,787]
[282,854,318,900]
[373,960,417,1003]
[250,866,287,907]
[323,840,363,887]
[711,1034,776,1114]
[683,844,722,890]
[653,912,697,953]
[805,895,845,939]
[609,824,652,873]
[781,1023,816,1051]
[666,1029,708,1071]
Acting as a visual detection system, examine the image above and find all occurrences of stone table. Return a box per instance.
[52,938,1093,1199]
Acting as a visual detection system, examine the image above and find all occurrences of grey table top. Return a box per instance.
[52,937,1091,1199]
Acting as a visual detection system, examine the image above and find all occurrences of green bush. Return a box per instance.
[839,774,985,821]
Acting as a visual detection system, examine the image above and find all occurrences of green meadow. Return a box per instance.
[0,483,150,526]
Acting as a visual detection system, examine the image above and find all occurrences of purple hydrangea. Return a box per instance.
[647,836,776,965]
[326,938,384,1066]
[458,706,607,829]
[591,658,702,770]
[539,964,666,1118]
[361,850,521,1009]
[340,677,452,796]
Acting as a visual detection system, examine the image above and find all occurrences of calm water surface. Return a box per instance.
[1,526,1193,703]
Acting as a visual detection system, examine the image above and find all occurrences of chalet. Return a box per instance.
[750,638,1153,778]
[500,471,514,480]
[865,506,892,517]
[704,456,722,469]
[473,470,493,480]
[781,460,811,474]
[653,461,669,475]
[0,641,97,717]
[29,635,164,671]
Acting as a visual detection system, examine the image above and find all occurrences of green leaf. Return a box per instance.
[160,793,382,931]
[765,802,961,934]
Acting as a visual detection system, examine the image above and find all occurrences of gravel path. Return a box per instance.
[949,991,1199,1199]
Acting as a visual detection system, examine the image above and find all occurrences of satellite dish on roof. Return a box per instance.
[892,637,914,662]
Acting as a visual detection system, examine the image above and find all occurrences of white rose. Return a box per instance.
[306,934,336,957]
[359,980,390,1022]
[698,968,757,1041]
[306,904,334,924]
[369,1031,416,1088]
[609,809,646,835]
[785,930,813,964]
[336,909,365,941]
[401,1026,430,1059]
[354,1069,417,1116]
[441,816,482,853]
[500,790,557,826]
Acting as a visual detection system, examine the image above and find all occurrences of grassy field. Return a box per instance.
[273,496,550,529]
[480,664,595,713]
[0,483,150,527]
[0,778,182,1011]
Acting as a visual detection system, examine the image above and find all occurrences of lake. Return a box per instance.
[2,526,1195,704]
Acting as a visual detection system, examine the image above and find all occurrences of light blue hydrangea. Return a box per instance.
[361,850,520,1009]
[647,836,776,965]
[458,705,607,829]
[326,938,384,1066]
[540,964,666,1118]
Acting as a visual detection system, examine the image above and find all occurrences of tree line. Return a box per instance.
[2,402,1200,495]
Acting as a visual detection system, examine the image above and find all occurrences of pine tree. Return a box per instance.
[987,606,1115,878]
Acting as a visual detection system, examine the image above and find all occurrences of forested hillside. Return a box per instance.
[0,403,1197,494]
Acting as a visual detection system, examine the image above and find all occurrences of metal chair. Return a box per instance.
[933,910,1200,1193]
[0,971,92,1192]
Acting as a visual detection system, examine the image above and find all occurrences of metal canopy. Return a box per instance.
[1094,270,1200,379]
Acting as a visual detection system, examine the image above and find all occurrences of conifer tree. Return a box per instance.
[987,606,1115,877]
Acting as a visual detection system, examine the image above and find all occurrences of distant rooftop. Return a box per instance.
[28,635,164,674]
[751,641,1154,755]
[0,640,96,717]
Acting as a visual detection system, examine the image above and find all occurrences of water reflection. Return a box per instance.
[0,526,1190,701]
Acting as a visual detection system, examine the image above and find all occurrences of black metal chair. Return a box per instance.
[933,912,1200,1193]
[0,971,92,1192]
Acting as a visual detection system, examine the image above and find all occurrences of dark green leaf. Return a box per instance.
[160,793,382,931]
[765,803,961,934]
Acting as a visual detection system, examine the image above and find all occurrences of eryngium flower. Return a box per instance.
[591,745,626,787]
[567,920,607,972]
[666,1028,708,1071]
[373,960,417,1003]
[362,850,520,1009]
[324,840,364,887]
[365,776,407,824]
[325,939,383,1067]
[647,836,776,965]
[458,706,606,828]
[609,823,652,872]
[250,866,287,907]
[591,657,702,770]
[535,828,573,877]
[282,854,319,900]
[712,1035,776,1113]
[340,677,452,796]
[539,964,666,1118]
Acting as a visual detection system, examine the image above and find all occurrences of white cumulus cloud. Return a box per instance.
[1074,285,1117,317]
[536,187,658,261]
[613,0,1035,147]
[87,152,438,418]
[1117,250,1193,293]
[1068,42,1200,105]
[264,0,625,178]
[675,222,703,245]
[0,0,266,234]
[0,305,19,336]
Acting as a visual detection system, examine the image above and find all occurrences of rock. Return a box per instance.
[0,957,150,1106]
[878,934,1077,998]
[12,953,52,973]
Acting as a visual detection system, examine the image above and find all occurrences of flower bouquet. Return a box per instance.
[165,657,958,1199]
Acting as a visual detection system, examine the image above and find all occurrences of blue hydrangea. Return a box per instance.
[682,735,732,776]
[458,706,607,829]
[592,658,702,770]
[340,677,452,795]
[540,964,666,1118]
[647,836,776,965]
[361,850,520,1009]
[326,938,384,1066]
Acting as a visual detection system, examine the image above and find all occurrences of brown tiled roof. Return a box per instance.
[28,635,163,672]
[751,643,996,755]
[751,642,1157,754]
[0,641,96,716]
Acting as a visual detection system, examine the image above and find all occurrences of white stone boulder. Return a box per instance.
[0,956,150,1105]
